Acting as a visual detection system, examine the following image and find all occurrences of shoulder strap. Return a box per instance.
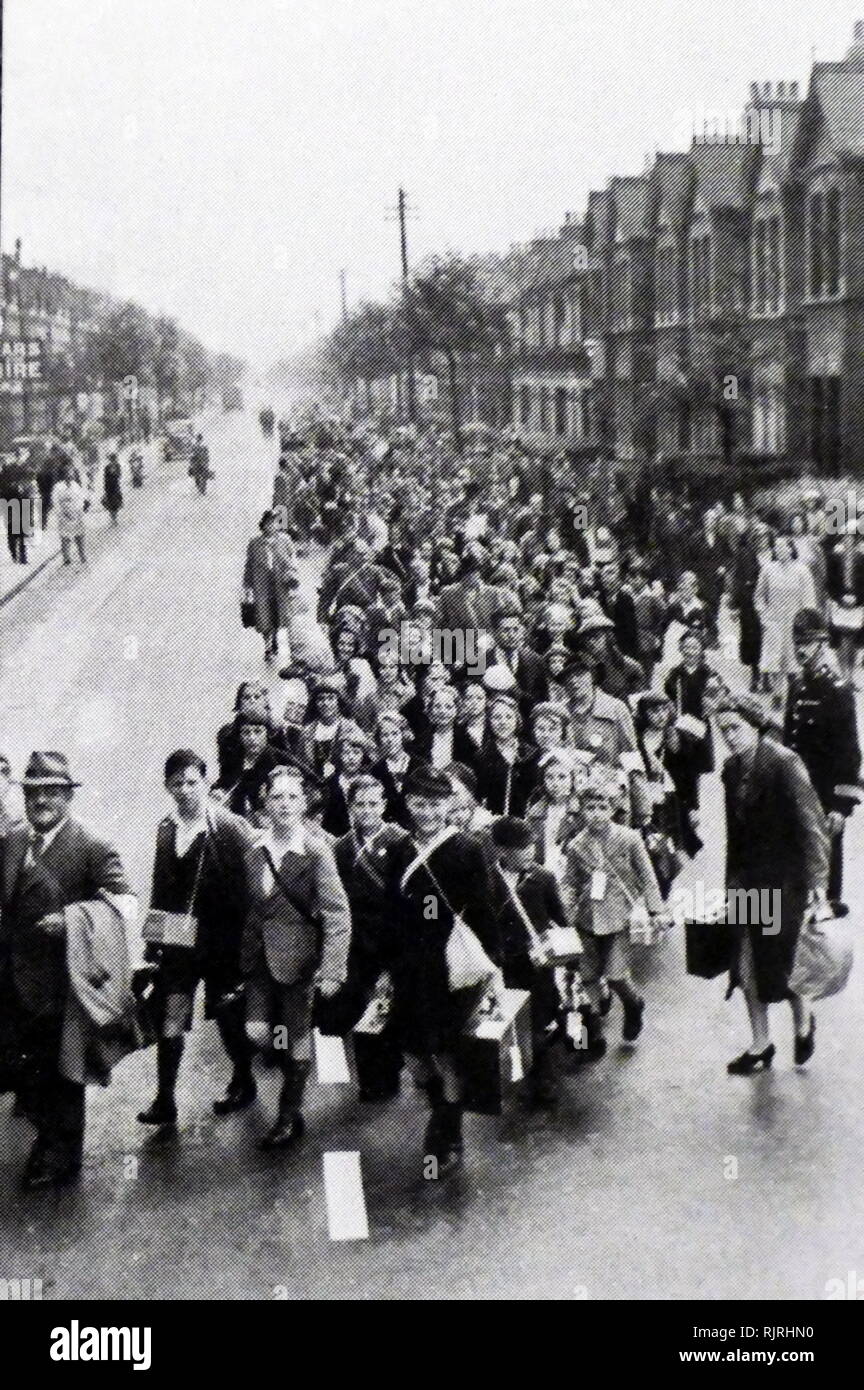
[262,843,320,926]
[398,824,459,895]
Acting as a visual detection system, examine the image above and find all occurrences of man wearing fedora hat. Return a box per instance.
[0,752,134,1190]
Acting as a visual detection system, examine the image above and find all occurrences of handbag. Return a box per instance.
[241,591,256,628]
[684,913,734,979]
[789,905,854,1000]
[829,598,864,632]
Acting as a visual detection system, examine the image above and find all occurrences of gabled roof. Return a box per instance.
[757,102,802,184]
[611,175,651,240]
[649,152,695,230]
[688,141,759,210]
[805,65,864,159]
[585,188,614,250]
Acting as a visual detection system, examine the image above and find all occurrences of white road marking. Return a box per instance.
[313,1029,351,1084]
[323,1152,369,1241]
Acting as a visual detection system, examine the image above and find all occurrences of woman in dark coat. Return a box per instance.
[102,454,123,524]
[389,767,499,1175]
[475,693,537,817]
[730,524,770,692]
[715,694,829,1075]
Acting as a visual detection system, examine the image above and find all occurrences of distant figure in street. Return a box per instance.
[51,460,88,566]
[243,509,299,664]
[189,434,211,495]
[754,535,817,706]
[102,453,123,524]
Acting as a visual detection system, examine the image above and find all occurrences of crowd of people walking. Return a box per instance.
[0,407,860,1192]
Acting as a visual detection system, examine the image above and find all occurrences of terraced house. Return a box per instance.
[510,22,864,478]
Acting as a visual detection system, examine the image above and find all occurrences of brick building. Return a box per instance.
[507,22,864,480]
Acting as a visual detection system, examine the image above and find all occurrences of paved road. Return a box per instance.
[1,414,862,1300]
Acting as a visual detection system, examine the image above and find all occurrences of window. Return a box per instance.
[751,213,782,313]
[691,235,712,318]
[554,386,568,436]
[808,189,841,298]
[519,385,532,426]
[677,402,691,451]
[752,386,785,455]
[825,187,841,296]
[552,297,567,347]
[810,376,841,472]
[539,387,550,431]
[655,242,677,321]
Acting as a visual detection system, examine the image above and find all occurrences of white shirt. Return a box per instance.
[171,806,210,858]
[430,728,455,769]
[26,816,69,864]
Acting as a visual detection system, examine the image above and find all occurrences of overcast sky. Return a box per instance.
[3,0,862,367]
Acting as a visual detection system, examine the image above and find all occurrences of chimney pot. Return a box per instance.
[790,80,799,99]
[750,81,759,102]
[856,20,864,40]
[777,81,786,99]
[764,81,773,99]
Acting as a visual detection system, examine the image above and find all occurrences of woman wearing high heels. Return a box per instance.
[715,694,829,1076]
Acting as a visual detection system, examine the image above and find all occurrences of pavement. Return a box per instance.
[0,412,863,1301]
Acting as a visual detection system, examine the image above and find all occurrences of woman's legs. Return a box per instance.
[790,992,813,1037]
[739,931,771,1051]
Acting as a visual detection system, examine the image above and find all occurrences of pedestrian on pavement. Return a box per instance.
[242,765,350,1150]
[753,535,817,707]
[243,510,299,665]
[716,694,830,1075]
[784,608,862,911]
[51,460,88,566]
[102,452,124,524]
[0,752,135,1190]
[138,751,258,1130]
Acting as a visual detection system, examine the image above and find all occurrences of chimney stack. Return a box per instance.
[750,81,759,103]
[790,80,799,100]
[856,19,864,40]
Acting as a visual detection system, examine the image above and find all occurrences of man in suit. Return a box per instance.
[0,752,135,1190]
[436,553,510,637]
[487,606,548,719]
[785,608,862,909]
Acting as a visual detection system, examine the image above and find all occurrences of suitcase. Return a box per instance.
[352,985,403,1098]
[458,988,533,1116]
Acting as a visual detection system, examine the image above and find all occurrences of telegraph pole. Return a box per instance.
[395,186,416,422]
[339,268,348,323]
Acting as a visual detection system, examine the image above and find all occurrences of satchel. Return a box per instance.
[445,914,498,992]
[789,905,854,1001]
[241,591,256,628]
[142,827,208,948]
[684,913,734,979]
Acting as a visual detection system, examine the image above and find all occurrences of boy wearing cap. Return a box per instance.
[488,817,570,1109]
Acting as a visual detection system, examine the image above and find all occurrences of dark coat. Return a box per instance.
[389,829,498,1053]
[723,737,829,1003]
[784,661,862,816]
[486,646,549,717]
[0,817,131,1023]
[369,755,429,829]
[475,740,538,817]
[149,805,255,979]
